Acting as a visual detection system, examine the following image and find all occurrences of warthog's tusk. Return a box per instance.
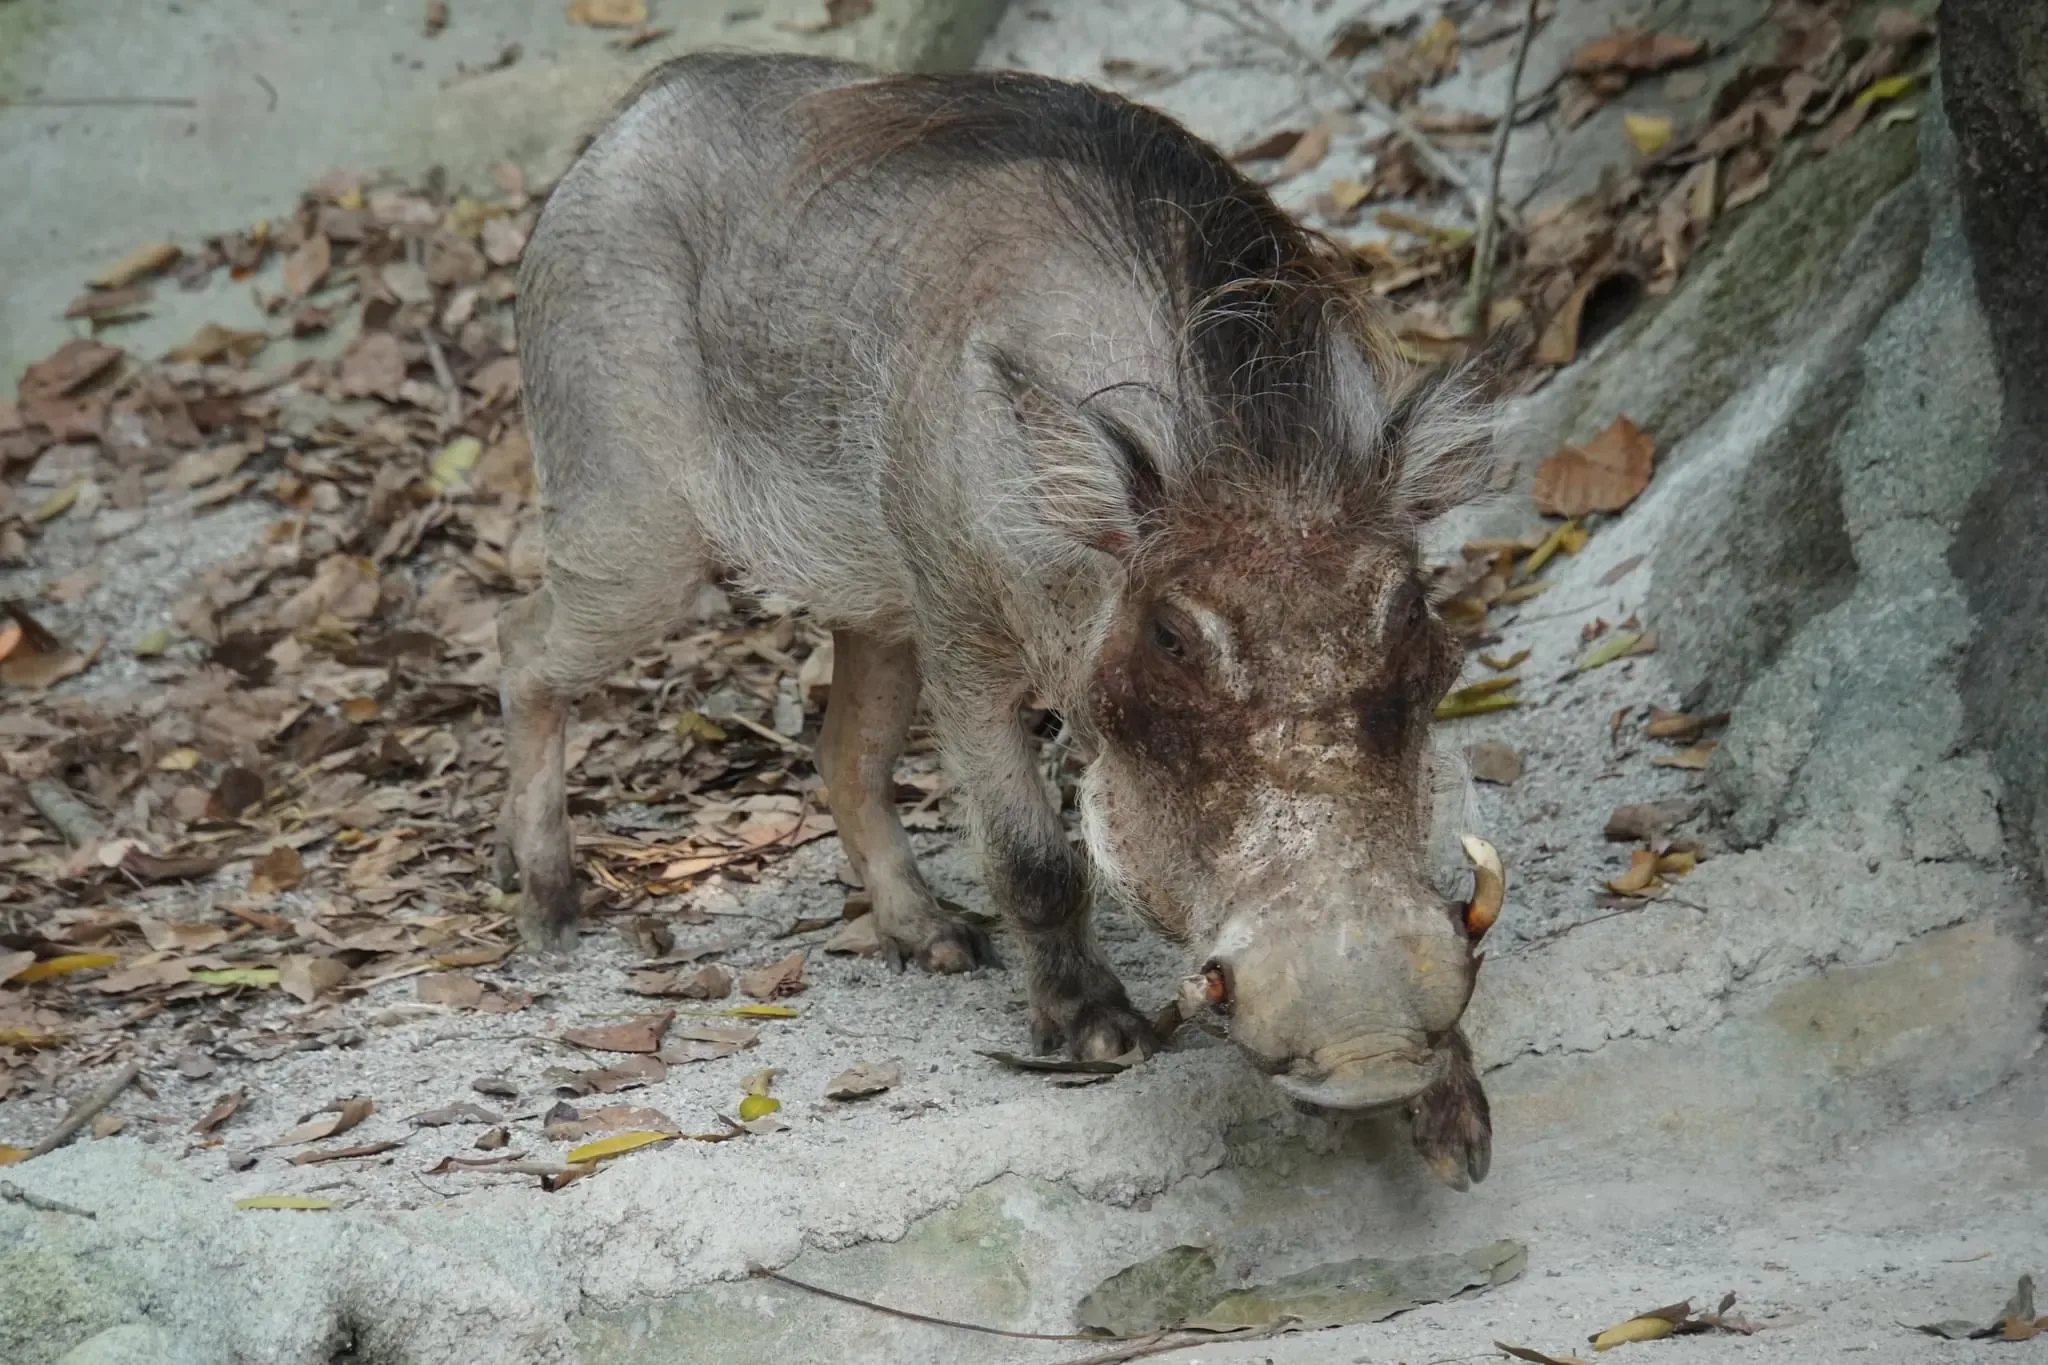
[1459,835,1505,939]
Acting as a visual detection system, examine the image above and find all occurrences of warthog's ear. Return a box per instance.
[1379,361,1510,526]
[989,349,1165,559]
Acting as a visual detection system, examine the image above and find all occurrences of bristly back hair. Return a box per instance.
[795,69,1502,535]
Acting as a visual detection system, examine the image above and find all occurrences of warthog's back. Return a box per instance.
[516,52,1378,651]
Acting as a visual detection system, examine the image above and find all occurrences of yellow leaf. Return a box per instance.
[1481,649,1531,672]
[565,1130,674,1163]
[1497,582,1551,605]
[1435,694,1522,720]
[90,241,180,289]
[0,1145,30,1166]
[0,1028,65,1048]
[1655,850,1697,877]
[1329,177,1371,211]
[1623,113,1674,157]
[131,627,172,658]
[1450,675,1520,700]
[1518,520,1579,580]
[1575,629,1645,673]
[13,952,120,983]
[737,1094,781,1122]
[429,436,482,493]
[674,710,728,743]
[32,481,83,523]
[191,968,281,988]
[725,1003,799,1019]
[1558,524,1590,554]
[1592,1315,1677,1350]
[234,1194,336,1210]
[1852,73,1917,112]
[157,747,202,772]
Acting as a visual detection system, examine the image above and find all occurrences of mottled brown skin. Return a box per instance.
[497,52,1502,1186]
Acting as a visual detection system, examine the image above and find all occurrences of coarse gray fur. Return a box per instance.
[499,51,1505,1186]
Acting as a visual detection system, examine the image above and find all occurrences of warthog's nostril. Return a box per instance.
[1178,959,1232,1016]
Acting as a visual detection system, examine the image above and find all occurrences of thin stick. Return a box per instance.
[0,1181,99,1218]
[419,330,464,433]
[26,778,104,849]
[28,1060,143,1159]
[0,96,197,109]
[749,1265,1108,1342]
[1454,0,1543,338]
[1052,1320,1299,1365]
[1180,0,1508,230]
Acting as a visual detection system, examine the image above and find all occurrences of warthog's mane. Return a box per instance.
[790,69,1501,538]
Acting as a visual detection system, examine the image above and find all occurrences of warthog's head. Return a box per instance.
[1001,287,1506,1113]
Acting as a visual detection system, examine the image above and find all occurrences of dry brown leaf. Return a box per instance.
[291,1139,400,1165]
[337,330,407,399]
[624,965,732,999]
[279,955,350,1004]
[1606,849,1661,895]
[247,845,304,894]
[544,1054,668,1095]
[1465,742,1524,786]
[824,913,883,956]
[191,1089,246,1134]
[409,1102,503,1127]
[273,1096,375,1146]
[562,1010,674,1054]
[1651,742,1718,770]
[1532,416,1655,517]
[565,0,646,26]
[282,233,331,297]
[1570,28,1704,75]
[1273,115,1338,182]
[825,1060,902,1100]
[67,286,152,322]
[1232,128,1306,162]
[543,1103,680,1141]
[418,973,486,1009]
[738,949,808,1000]
[657,1024,759,1065]
[167,323,268,365]
[776,0,873,34]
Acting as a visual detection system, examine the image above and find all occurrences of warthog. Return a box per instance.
[499,52,1504,1185]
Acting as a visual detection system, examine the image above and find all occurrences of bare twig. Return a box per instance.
[0,1181,98,1218]
[1052,1319,1300,1365]
[1454,0,1543,337]
[26,778,104,849]
[1179,0,1511,230]
[0,96,197,109]
[419,330,464,432]
[749,1265,1106,1342]
[28,1060,143,1159]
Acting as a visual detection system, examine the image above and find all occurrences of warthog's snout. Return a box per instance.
[1192,883,1478,1113]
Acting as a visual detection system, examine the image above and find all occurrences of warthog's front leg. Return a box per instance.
[929,680,1154,1061]
[815,630,989,973]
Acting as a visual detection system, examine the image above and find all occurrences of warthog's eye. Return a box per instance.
[1150,615,1186,660]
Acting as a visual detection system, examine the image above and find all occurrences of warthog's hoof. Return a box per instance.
[1031,996,1157,1062]
[881,914,995,975]
[512,883,582,959]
